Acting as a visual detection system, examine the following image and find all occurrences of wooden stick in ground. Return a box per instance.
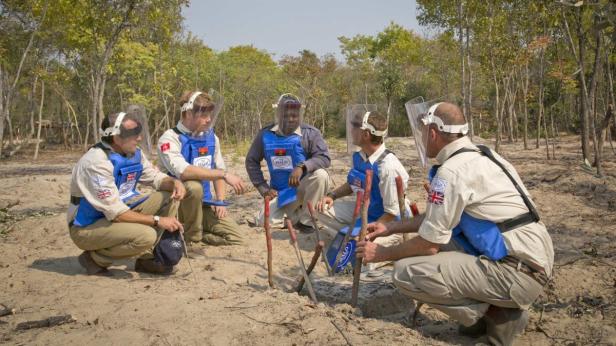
[306,201,333,275]
[295,238,323,293]
[395,175,407,221]
[264,196,275,288]
[351,169,373,307]
[332,190,363,274]
[410,202,419,217]
[286,219,318,303]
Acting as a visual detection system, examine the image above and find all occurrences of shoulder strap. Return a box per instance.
[375,149,393,165]
[476,145,540,222]
[92,142,111,160]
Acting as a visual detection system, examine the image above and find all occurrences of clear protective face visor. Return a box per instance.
[405,98,468,168]
[273,93,305,135]
[181,89,223,135]
[100,104,151,153]
[345,104,383,154]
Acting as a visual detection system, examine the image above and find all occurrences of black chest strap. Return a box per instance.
[439,145,540,232]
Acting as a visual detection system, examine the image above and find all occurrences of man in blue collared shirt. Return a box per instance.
[245,94,331,231]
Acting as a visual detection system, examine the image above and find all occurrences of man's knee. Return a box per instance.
[184,180,204,200]
[310,168,329,182]
[131,227,157,251]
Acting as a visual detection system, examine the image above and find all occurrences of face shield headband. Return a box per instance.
[421,102,469,135]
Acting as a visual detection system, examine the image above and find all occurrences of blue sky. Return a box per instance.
[182,0,423,59]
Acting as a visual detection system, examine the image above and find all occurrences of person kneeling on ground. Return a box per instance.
[68,107,186,276]
[316,109,409,273]
[245,93,331,232]
[157,90,246,257]
[357,101,553,346]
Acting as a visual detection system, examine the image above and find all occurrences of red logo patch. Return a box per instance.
[274,148,286,156]
[160,142,170,152]
[198,147,208,156]
[127,172,137,181]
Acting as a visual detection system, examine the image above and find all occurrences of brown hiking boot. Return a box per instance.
[185,241,207,258]
[134,258,175,275]
[77,251,112,276]
[484,306,529,346]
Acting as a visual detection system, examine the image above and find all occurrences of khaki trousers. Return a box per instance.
[180,180,243,245]
[392,244,544,326]
[316,197,403,247]
[69,191,171,267]
[255,168,330,228]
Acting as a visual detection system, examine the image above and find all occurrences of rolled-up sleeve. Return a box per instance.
[138,153,168,190]
[302,128,331,173]
[378,158,409,216]
[75,158,129,221]
[157,131,190,177]
[418,167,468,244]
[245,130,268,189]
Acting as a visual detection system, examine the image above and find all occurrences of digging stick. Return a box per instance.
[351,169,373,307]
[286,219,318,303]
[264,196,275,288]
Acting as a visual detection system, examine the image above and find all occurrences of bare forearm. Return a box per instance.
[380,235,439,262]
[376,212,396,224]
[159,177,178,192]
[385,214,425,234]
[214,178,226,200]
[114,210,155,226]
[332,183,353,199]
[180,165,225,182]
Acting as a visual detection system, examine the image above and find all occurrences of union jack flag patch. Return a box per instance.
[428,190,445,205]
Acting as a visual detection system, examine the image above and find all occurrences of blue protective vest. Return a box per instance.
[73,144,143,227]
[427,145,539,261]
[175,128,217,203]
[262,129,306,206]
[346,149,392,223]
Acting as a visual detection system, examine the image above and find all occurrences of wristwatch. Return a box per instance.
[153,215,160,227]
[297,162,306,173]
[326,191,337,200]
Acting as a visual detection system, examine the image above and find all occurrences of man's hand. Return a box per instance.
[212,205,228,219]
[171,179,186,200]
[288,166,303,187]
[356,240,385,263]
[365,222,391,241]
[260,188,278,200]
[224,172,246,195]
[157,216,184,232]
[316,196,334,212]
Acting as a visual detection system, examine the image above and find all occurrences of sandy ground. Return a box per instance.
[0,135,615,346]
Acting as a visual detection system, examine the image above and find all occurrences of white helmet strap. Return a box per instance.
[422,102,469,135]
[360,111,387,137]
[181,91,203,112]
[100,112,126,136]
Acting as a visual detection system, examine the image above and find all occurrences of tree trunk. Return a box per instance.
[458,0,467,123]
[33,79,45,160]
[466,23,474,138]
[0,0,48,158]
